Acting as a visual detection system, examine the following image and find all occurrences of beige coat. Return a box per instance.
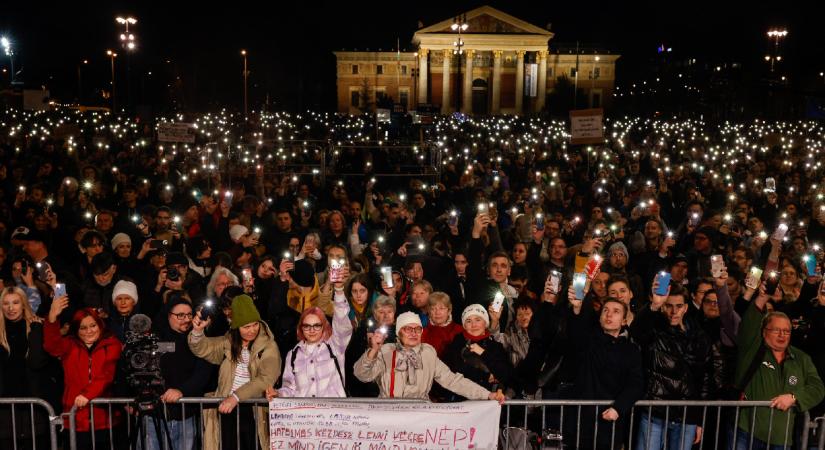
[354,342,490,400]
[189,322,282,450]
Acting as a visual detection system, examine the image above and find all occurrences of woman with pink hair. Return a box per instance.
[266,265,353,398]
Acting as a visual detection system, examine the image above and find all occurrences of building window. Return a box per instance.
[350,90,360,107]
[352,65,359,75]
[376,65,384,75]
[376,88,387,102]
[592,67,601,79]
[401,65,407,75]
[399,89,409,108]
[570,67,577,77]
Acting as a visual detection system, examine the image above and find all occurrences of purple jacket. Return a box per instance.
[278,291,353,397]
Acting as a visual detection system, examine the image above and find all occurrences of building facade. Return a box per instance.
[334,6,620,115]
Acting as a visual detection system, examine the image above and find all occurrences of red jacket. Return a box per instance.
[43,320,122,432]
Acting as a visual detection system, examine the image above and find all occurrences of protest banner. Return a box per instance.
[569,108,605,145]
[157,122,196,143]
[269,399,501,450]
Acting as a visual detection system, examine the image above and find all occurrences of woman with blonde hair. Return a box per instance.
[1,286,61,449]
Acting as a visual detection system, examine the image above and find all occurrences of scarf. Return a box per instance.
[287,278,320,313]
[462,330,491,342]
[394,344,423,385]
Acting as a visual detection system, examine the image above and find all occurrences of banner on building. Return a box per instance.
[157,122,196,143]
[569,108,605,145]
[269,399,501,450]
[525,63,538,97]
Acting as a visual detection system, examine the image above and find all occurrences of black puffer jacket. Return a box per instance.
[443,333,514,396]
[631,303,720,424]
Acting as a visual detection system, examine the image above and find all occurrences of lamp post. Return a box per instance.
[77,59,88,104]
[116,16,137,112]
[106,50,118,112]
[451,14,468,112]
[1,36,14,85]
[591,55,600,106]
[241,50,248,119]
[766,29,787,73]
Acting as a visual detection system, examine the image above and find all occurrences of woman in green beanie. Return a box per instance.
[189,294,282,450]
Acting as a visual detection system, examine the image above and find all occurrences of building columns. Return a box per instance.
[417,49,429,105]
[462,50,474,114]
[536,50,548,112]
[441,50,452,114]
[491,50,502,114]
[514,50,525,115]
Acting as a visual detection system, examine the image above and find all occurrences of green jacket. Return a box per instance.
[735,303,824,445]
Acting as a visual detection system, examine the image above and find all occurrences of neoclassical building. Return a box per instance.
[334,6,619,115]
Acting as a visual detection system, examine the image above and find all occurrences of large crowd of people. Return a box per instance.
[1,108,825,449]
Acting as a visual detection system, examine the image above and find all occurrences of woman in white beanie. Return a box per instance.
[107,280,139,342]
[443,304,513,400]
[354,310,505,402]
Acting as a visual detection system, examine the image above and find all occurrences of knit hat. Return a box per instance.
[229,225,248,242]
[112,280,138,303]
[290,259,316,288]
[230,294,261,329]
[608,241,629,259]
[395,311,423,335]
[461,304,490,327]
[111,233,131,250]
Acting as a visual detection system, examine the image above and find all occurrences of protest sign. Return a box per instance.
[157,122,196,143]
[569,108,605,145]
[269,399,500,450]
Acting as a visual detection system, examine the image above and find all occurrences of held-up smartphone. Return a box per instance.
[241,268,253,286]
[765,177,776,193]
[487,202,498,221]
[329,258,346,283]
[688,212,702,228]
[283,251,294,263]
[804,253,820,276]
[765,271,780,295]
[54,283,67,298]
[477,202,488,215]
[535,213,545,231]
[491,292,505,313]
[380,266,394,288]
[654,272,672,296]
[149,239,168,250]
[573,273,587,300]
[35,262,49,281]
[547,270,561,295]
[448,210,459,227]
[250,227,261,241]
[773,223,789,241]
[198,300,216,321]
[745,267,763,290]
[224,191,234,207]
[584,254,603,278]
[711,255,725,278]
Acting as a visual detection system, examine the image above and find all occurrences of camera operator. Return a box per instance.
[132,298,211,450]
[163,252,205,305]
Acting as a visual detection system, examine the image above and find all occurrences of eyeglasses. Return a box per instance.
[301,323,323,331]
[170,312,193,320]
[401,326,423,334]
[765,328,791,336]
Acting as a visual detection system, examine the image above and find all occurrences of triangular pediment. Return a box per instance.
[416,5,552,36]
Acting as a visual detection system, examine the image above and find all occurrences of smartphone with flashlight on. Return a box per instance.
[547,270,561,295]
[573,272,587,300]
[380,266,394,288]
[329,258,346,283]
[765,271,780,295]
[710,255,725,278]
[448,210,459,227]
[745,266,763,290]
[535,213,545,231]
[491,291,505,313]
[654,272,672,296]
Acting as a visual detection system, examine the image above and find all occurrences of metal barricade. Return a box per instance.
[69,397,425,450]
[0,398,60,450]
[500,399,823,450]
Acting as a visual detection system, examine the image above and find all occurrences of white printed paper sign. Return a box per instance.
[269,399,501,450]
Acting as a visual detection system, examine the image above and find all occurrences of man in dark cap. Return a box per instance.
[165,251,206,305]
[686,226,718,282]
[81,252,125,318]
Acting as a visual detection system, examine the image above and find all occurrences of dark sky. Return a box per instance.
[1,1,821,111]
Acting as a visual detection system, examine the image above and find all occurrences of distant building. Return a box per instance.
[334,5,619,115]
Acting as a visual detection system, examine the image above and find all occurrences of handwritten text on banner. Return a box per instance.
[269,399,501,450]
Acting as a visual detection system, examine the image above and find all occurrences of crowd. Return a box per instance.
[1,108,825,449]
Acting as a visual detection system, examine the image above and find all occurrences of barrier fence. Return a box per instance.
[3,397,824,450]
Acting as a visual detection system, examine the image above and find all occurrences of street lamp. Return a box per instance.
[116,16,138,51]
[766,28,788,73]
[241,50,248,119]
[106,50,118,112]
[77,59,88,104]
[451,14,469,112]
[1,36,15,85]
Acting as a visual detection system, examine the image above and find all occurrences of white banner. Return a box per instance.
[157,122,196,143]
[525,64,538,97]
[269,399,501,450]
[569,108,605,145]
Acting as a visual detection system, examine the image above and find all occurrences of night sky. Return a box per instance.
[1,0,821,111]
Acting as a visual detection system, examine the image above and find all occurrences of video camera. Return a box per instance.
[122,314,175,411]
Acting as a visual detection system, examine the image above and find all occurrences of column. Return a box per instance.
[441,50,452,114]
[417,49,429,105]
[491,50,502,114]
[514,50,525,115]
[462,49,474,114]
[536,50,548,112]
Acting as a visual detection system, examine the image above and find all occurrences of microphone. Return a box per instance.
[128,314,152,334]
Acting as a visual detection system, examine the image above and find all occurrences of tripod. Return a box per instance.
[128,400,175,450]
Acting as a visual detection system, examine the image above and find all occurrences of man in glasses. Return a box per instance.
[732,281,824,448]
